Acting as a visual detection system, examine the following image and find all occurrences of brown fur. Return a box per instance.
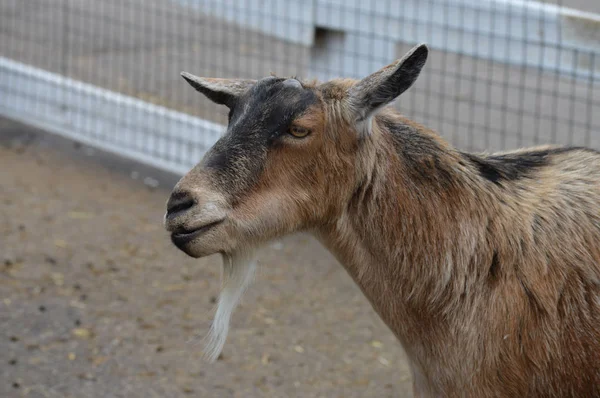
[168,65,600,396]
[315,107,600,397]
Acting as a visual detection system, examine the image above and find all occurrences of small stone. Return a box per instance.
[50,272,64,286]
[261,353,270,365]
[155,346,163,353]
[45,256,57,265]
[68,353,76,360]
[54,239,68,248]
[72,328,91,339]
[92,356,108,366]
[70,300,86,309]
[294,345,304,353]
[78,373,96,381]
[370,340,383,348]
[12,382,20,389]
[38,305,46,312]
[378,356,390,366]
[143,177,159,189]
[67,211,94,219]
[29,357,43,365]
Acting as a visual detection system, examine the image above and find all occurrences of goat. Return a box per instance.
[164,44,600,397]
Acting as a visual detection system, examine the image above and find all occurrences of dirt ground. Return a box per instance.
[0,117,413,397]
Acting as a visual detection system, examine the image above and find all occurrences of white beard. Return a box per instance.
[202,250,257,362]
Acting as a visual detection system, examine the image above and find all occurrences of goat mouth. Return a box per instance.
[171,219,224,246]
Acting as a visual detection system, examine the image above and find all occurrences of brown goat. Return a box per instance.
[164,44,600,397]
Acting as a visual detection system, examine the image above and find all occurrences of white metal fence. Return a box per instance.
[1,0,599,174]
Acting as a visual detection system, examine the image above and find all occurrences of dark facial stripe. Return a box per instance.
[201,77,318,201]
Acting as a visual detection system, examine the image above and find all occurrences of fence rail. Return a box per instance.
[0,56,220,173]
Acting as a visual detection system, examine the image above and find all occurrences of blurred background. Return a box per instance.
[1,1,599,397]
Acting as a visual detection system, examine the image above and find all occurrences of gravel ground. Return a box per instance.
[0,117,413,397]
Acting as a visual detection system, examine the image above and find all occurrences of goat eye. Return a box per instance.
[288,126,311,138]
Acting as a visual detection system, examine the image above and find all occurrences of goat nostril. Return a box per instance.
[167,191,195,217]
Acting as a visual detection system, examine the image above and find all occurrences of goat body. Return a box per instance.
[318,112,600,396]
[167,44,600,397]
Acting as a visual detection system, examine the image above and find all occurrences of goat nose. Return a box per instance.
[166,190,195,218]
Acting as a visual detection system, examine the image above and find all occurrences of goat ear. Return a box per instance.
[180,72,256,108]
[348,44,429,135]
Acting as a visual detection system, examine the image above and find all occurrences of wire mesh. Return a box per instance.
[1,0,599,171]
